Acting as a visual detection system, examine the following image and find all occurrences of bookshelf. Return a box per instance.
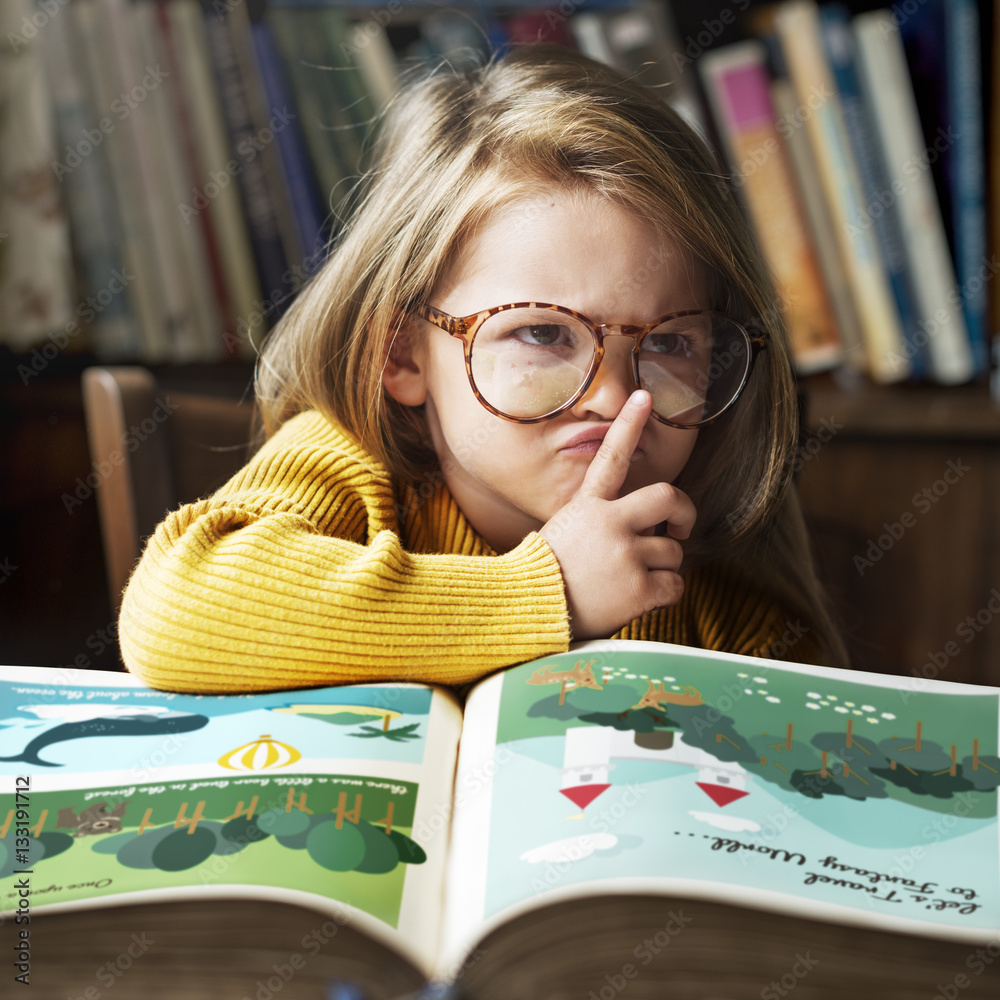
[0,0,997,682]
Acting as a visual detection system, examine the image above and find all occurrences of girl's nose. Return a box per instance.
[569,337,636,421]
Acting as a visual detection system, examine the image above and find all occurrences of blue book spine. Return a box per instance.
[944,0,988,376]
[200,1,290,313]
[248,19,327,268]
[820,4,928,379]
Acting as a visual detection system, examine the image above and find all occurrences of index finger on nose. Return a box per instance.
[579,390,652,501]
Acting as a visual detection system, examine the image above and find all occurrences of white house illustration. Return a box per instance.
[559,724,751,810]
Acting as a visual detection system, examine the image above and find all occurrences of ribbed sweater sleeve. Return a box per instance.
[118,412,571,693]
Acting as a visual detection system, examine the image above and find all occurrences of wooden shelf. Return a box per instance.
[802,376,1000,441]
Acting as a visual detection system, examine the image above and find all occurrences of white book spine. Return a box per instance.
[133,0,222,362]
[854,10,975,385]
[73,0,171,361]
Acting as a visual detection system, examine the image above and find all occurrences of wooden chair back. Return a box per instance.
[82,367,255,613]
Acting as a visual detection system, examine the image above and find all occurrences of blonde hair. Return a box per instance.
[255,45,847,668]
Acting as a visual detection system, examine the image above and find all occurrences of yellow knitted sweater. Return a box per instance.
[119,411,813,693]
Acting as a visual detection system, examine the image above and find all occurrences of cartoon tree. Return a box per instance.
[350,722,421,742]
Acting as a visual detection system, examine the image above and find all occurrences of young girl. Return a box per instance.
[118,45,846,693]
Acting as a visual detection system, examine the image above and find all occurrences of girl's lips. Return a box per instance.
[558,426,646,457]
[559,426,610,452]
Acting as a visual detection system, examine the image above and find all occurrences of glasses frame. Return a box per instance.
[414,301,767,428]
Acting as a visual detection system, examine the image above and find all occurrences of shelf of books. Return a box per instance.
[0,0,996,395]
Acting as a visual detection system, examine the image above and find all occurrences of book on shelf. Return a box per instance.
[133,0,226,363]
[0,0,76,351]
[698,40,844,376]
[898,0,990,380]
[853,8,977,386]
[70,0,173,363]
[772,0,911,385]
[992,0,1000,395]
[33,0,141,361]
[818,3,930,381]
[166,0,265,359]
[200,0,294,327]
[4,642,1000,998]
[571,0,706,136]
[246,7,329,268]
[769,75,867,370]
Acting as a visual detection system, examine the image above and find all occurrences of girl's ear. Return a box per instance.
[382,319,428,407]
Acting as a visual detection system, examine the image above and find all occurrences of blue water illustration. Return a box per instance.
[0,680,433,774]
[485,738,1000,933]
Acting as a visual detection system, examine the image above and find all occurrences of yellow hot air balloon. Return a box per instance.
[218,734,301,771]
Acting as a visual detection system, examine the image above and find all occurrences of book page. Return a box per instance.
[441,641,1000,971]
[0,666,462,977]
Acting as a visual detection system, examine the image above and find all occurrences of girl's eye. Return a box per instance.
[643,332,695,357]
[511,324,572,347]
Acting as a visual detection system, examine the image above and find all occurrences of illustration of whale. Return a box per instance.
[0,713,210,767]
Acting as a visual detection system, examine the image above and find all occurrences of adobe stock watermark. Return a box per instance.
[845,126,957,243]
[179,106,297,224]
[728,85,833,190]
[5,0,70,54]
[238,910,351,1000]
[760,952,820,999]
[933,935,1000,1000]
[65,932,154,1000]
[17,268,134,384]
[61,396,179,513]
[52,65,170,181]
[670,2,752,71]
[901,588,1000,702]
[853,458,970,576]
[586,911,694,1000]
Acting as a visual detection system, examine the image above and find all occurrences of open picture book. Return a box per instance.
[2,640,999,999]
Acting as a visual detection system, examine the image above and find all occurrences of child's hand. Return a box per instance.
[539,390,697,640]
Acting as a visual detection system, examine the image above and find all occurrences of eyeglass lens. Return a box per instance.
[468,309,751,425]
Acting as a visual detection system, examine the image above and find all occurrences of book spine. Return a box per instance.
[168,0,264,358]
[73,0,172,361]
[820,4,928,380]
[248,16,327,266]
[227,0,304,284]
[98,0,205,362]
[854,9,976,385]
[153,0,234,359]
[133,0,222,362]
[774,1,910,384]
[770,77,866,371]
[0,0,75,349]
[199,0,291,320]
[35,0,140,360]
[265,7,350,218]
[944,0,989,376]
[699,42,843,375]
